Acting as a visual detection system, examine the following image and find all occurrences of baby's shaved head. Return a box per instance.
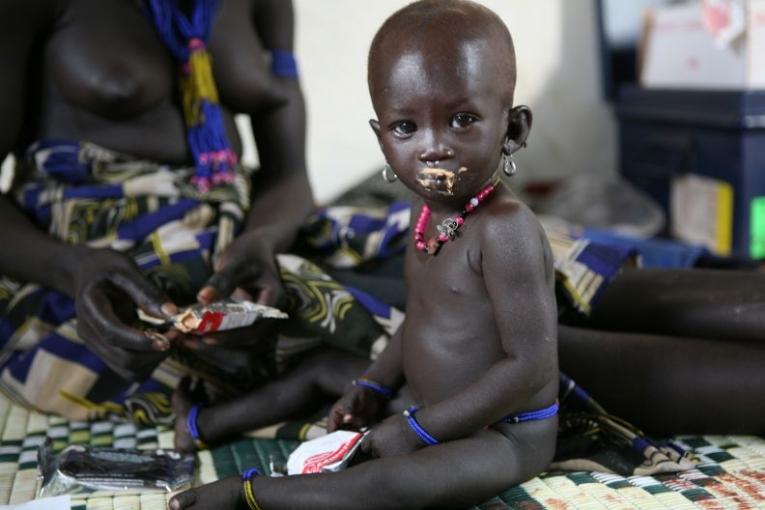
[368,0,517,105]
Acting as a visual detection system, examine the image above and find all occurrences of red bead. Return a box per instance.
[412,184,498,255]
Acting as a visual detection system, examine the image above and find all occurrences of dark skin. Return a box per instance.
[559,268,765,434]
[170,2,764,507]
[0,0,314,381]
[171,3,559,509]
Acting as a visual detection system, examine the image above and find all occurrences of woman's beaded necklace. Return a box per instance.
[414,181,498,255]
[144,0,237,192]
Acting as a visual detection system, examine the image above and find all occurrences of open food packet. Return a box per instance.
[286,430,367,475]
[139,298,288,336]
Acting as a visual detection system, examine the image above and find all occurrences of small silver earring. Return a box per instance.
[502,154,517,177]
[381,164,398,183]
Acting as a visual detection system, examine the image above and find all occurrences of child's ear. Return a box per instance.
[502,106,533,155]
[369,119,384,151]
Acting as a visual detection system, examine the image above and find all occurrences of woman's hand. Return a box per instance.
[327,384,387,432]
[359,413,422,458]
[72,248,177,381]
[196,228,285,308]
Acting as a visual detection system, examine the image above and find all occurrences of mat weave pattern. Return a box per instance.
[0,393,761,509]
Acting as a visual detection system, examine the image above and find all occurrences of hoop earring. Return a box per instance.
[502,154,517,177]
[381,164,398,183]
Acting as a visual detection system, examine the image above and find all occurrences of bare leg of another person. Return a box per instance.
[559,324,765,435]
[588,268,765,343]
[174,348,370,451]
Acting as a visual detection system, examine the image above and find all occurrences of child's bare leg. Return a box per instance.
[170,419,557,510]
[588,268,765,343]
[173,348,369,451]
[559,324,765,435]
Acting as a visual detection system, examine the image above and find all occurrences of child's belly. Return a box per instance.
[401,298,505,405]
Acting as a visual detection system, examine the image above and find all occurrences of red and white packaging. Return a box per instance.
[138,299,288,335]
[286,431,366,475]
[173,299,288,335]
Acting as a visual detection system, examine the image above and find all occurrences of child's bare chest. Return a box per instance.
[402,235,505,401]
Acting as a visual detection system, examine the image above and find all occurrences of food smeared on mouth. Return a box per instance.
[415,167,467,195]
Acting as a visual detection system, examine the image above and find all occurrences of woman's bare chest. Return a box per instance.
[45,0,273,118]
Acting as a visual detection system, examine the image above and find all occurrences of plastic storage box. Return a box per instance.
[617,85,765,259]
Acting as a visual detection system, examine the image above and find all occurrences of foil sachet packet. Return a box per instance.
[139,298,288,335]
[37,439,195,498]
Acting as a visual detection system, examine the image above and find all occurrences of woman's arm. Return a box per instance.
[247,0,314,247]
[0,0,80,294]
[197,0,314,306]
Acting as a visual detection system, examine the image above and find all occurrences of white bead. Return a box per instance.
[470,198,479,207]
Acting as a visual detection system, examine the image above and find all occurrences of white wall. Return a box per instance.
[287,0,618,203]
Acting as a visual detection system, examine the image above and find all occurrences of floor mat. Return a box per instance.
[0,394,762,509]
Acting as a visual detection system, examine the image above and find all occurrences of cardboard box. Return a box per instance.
[641,0,765,89]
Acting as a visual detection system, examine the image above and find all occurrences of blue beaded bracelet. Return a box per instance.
[186,404,207,449]
[403,406,439,446]
[271,49,299,78]
[352,378,396,398]
[241,467,262,482]
[241,467,263,510]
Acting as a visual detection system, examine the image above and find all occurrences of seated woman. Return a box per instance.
[0,0,313,422]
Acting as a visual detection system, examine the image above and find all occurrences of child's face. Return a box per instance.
[370,36,513,204]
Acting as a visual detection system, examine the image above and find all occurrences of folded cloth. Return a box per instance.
[0,141,404,423]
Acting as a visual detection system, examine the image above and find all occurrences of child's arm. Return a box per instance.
[327,325,405,431]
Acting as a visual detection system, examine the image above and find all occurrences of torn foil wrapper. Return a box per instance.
[286,430,367,475]
[37,440,195,498]
[139,299,288,335]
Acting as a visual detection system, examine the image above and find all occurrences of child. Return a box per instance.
[170,1,559,508]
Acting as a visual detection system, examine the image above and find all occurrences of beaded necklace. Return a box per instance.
[414,181,498,255]
[144,0,237,192]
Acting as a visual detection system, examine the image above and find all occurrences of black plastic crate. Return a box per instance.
[617,85,765,259]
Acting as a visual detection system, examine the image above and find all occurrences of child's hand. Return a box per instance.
[327,385,386,432]
[359,414,421,458]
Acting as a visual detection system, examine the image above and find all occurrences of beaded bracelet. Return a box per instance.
[241,467,263,510]
[352,378,396,399]
[403,406,439,446]
[186,404,207,450]
[271,49,299,79]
